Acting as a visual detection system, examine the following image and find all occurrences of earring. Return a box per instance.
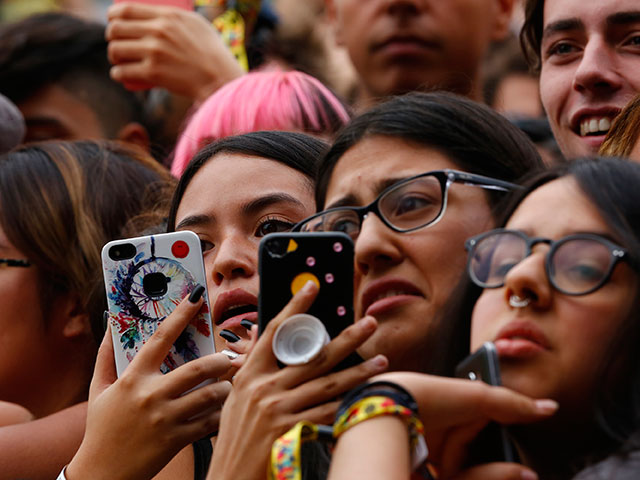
[509,294,531,308]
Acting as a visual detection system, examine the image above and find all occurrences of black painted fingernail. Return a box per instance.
[240,319,255,330]
[189,285,205,303]
[219,329,240,343]
[103,310,109,331]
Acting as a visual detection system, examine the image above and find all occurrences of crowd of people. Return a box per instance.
[2,0,640,479]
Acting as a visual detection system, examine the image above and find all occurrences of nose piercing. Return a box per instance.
[509,294,531,308]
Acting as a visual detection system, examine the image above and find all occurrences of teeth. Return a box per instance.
[580,116,612,136]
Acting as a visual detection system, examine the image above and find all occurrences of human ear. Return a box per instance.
[58,294,92,338]
[117,122,151,154]
[324,0,345,47]
[490,0,515,41]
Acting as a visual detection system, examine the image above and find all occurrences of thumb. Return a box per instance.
[89,320,118,400]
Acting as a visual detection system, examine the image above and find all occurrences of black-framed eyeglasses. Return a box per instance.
[0,258,31,269]
[293,169,519,240]
[465,229,629,296]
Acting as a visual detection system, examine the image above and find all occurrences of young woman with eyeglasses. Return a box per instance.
[327,156,640,480]
[295,91,544,373]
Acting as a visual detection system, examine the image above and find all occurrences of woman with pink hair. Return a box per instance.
[171,70,351,177]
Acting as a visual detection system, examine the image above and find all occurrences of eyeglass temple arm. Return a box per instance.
[449,171,523,192]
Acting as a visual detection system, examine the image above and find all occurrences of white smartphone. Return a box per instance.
[102,230,215,377]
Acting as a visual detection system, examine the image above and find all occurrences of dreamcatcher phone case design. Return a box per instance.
[102,230,214,377]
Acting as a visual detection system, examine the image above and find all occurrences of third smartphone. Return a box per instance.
[258,232,361,370]
[455,342,517,464]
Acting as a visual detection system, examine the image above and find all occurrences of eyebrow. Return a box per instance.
[607,11,640,27]
[542,18,584,40]
[325,175,420,210]
[241,192,306,215]
[175,193,306,230]
[176,214,212,230]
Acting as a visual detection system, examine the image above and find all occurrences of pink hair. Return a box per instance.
[171,70,351,177]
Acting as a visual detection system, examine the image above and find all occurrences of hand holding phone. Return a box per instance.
[258,232,361,370]
[102,230,215,377]
[455,342,517,464]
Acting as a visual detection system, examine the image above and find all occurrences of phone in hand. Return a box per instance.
[113,0,194,9]
[258,232,361,370]
[102,230,215,377]
[455,342,517,463]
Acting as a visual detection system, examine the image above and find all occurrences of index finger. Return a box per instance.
[130,285,206,371]
[244,281,318,369]
[108,2,181,21]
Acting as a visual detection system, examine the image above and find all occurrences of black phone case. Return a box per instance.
[455,342,517,464]
[258,232,361,370]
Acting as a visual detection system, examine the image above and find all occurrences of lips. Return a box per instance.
[493,321,550,359]
[360,277,424,317]
[213,288,258,330]
[372,34,439,56]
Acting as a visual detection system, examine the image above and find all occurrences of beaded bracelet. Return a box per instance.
[269,381,432,480]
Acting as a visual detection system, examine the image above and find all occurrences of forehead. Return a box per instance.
[543,0,640,28]
[176,152,313,219]
[507,177,611,237]
[325,135,459,205]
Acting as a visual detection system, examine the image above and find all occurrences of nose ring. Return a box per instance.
[509,294,531,308]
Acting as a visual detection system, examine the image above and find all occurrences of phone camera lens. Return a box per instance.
[265,238,288,258]
[143,272,169,298]
[108,243,136,261]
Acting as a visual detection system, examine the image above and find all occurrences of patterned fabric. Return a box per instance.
[269,421,320,480]
[195,0,262,71]
[269,395,429,480]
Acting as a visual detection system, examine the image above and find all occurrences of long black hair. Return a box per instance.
[315,91,544,210]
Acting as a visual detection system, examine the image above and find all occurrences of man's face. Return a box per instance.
[539,0,640,159]
[17,84,105,142]
[328,0,512,103]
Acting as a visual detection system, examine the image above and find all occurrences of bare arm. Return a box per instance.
[0,402,86,480]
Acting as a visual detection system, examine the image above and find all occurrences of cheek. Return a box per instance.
[539,66,566,118]
[470,291,503,351]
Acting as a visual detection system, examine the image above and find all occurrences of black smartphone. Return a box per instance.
[455,342,517,464]
[258,232,361,370]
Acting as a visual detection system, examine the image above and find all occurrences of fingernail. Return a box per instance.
[358,316,376,333]
[302,280,316,292]
[219,329,240,343]
[521,470,538,480]
[535,399,558,414]
[240,319,255,330]
[189,285,205,303]
[367,354,387,369]
[103,310,110,331]
[221,349,239,359]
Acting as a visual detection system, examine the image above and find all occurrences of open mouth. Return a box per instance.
[218,304,257,325]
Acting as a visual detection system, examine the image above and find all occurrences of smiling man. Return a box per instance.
[326,0,514,107]
[521,0,640,159]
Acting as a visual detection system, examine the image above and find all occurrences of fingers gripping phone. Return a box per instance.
[455,342,517,464]
[102,230,215,377]
[258,232,361,370]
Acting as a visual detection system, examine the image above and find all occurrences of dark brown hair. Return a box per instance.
[0,140,175,341]
[520,0,545,71]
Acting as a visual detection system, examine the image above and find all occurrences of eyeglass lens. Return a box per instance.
[378,175,444,231]
[469,232,616,294]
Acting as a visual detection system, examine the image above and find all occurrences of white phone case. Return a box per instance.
[102,230,214,377]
